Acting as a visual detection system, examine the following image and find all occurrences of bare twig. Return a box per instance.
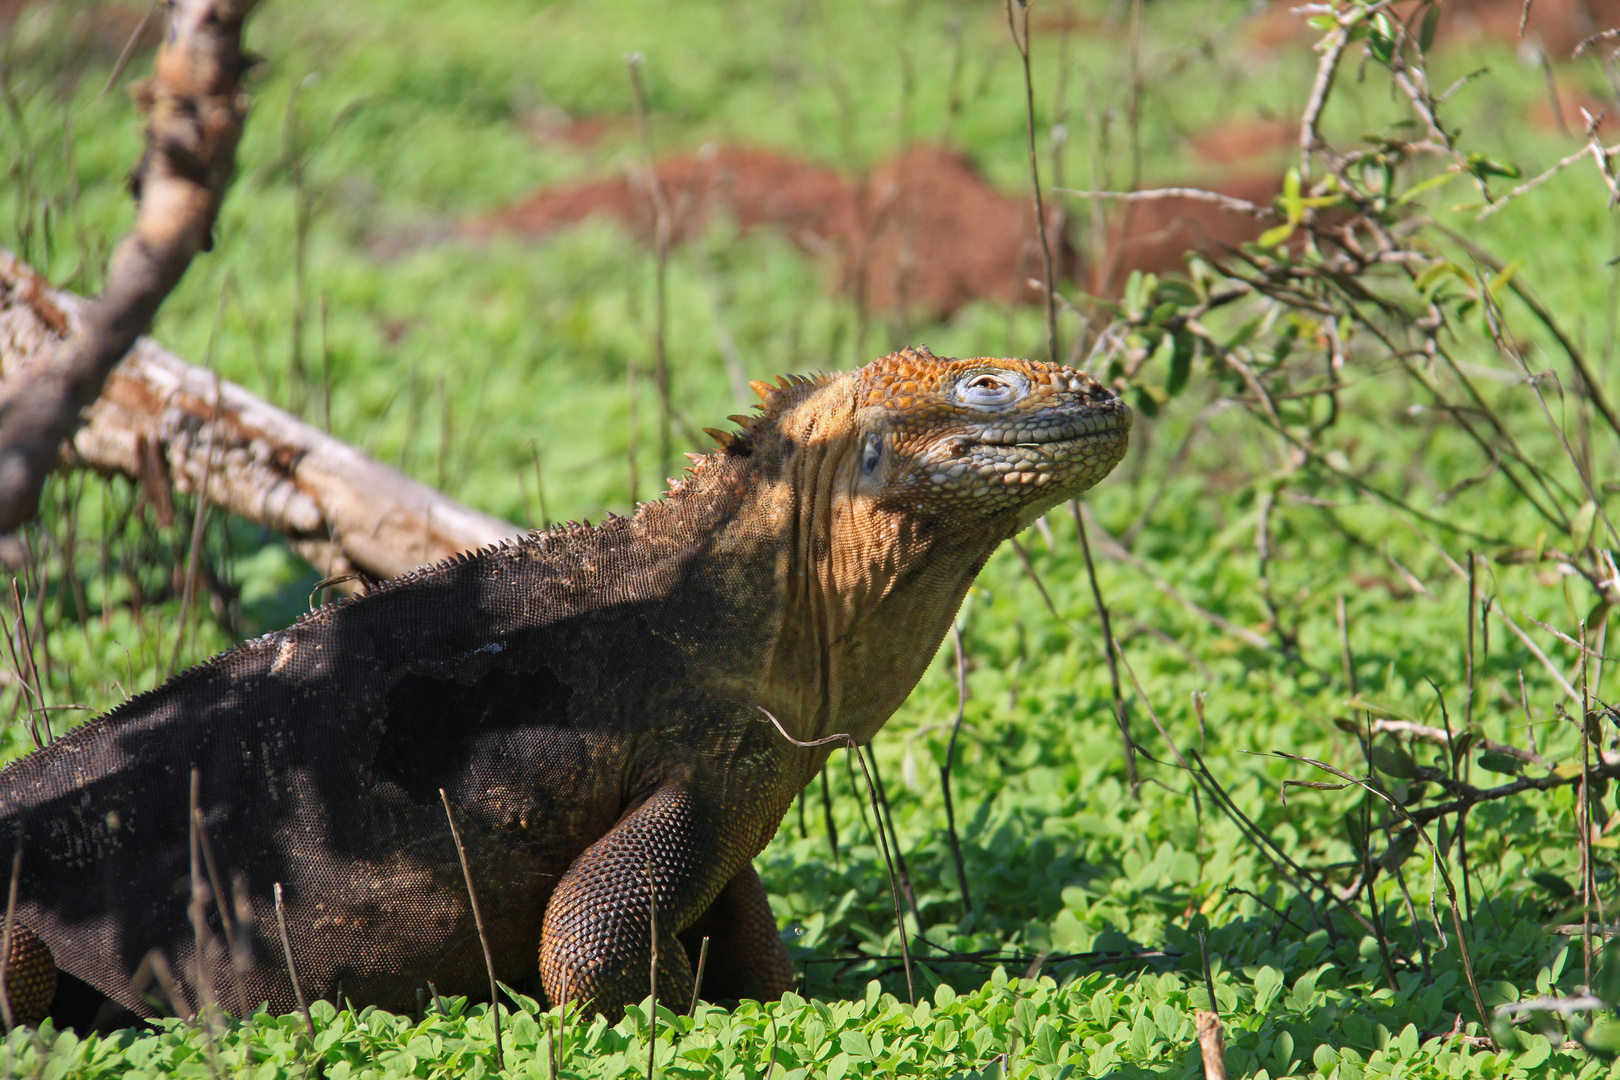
[1006,0,1059,364]
[1070,501,1138,786]
[646,863,657,1080]
[1275,750,1492,1044]
[753,705,913,1003]
[688,936,709,1016]
[0,827,20,1033]
[942,625,972,914]
[439,789,504,1072]
[1196,1011,1227,1080]
[0,0,261,532]
[1053,186,1281,220]
[273,882,321,1073]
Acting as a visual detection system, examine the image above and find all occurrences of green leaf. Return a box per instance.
[1253,967,1284,1012]
[1529,871,1575,899]
[1476,751,1523,775]
[1282,168,1303,222]
[1572,499,1599,548]
[1584,1018,1620,1057]
[1271,1029,1295,1072]
[1467,151,1522,179]
[1396,169,1462,205]
[1370,737,1422,779]
[1379,828,1420,874]
[1257,223,1296,249]
[1595,939,1620,1004]
[1419,3,1441,51]
[1487,259,1525,298]
[1166,330,1195,397]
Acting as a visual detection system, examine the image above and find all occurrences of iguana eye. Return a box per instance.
[862,432,883,475]
[954,370,1029,409]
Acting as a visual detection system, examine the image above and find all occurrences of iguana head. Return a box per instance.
[718,344,1131,530]
[706,345,1131,746]
[846,346,1131,526]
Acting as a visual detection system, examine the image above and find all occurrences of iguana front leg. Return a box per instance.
[540,782,763,1018]
[1,922,57,1028]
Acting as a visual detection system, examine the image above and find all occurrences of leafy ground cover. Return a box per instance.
[5,0,1620,1075]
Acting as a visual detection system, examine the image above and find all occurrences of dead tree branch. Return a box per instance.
[0,251,521,580]
[0,0,259,533]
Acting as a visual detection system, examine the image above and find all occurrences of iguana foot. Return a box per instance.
[679,863,792,1004]
[539,782,760,1019]
[1,922,57,1028]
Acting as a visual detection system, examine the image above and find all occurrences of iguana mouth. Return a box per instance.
[974,403,1132,447]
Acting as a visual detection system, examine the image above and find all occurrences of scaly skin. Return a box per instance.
[0,346,1128,1027]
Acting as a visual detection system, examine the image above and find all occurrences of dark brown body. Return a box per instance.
[0,451,810,1021]
[0,347,1131,1026]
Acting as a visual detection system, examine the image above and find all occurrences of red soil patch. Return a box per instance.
[1431,0,1620,58]
[1246,0,1620,57]
[1187,117,1297,167]
[2,0,160,62]
[467,145,1068,318]
[467,144,1288,312]
[1527,81,1620,135]
[1087,174,1285,296]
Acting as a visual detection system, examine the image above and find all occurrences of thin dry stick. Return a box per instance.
[753,706,914,1003]
[1070,501,1137,786]
[273,883,321,1070]
[0,829,21,1033]
[1274,750,1493,1044]
[172,359,225,677]
[99,0,159,99]
[192,802,250,1019]
[627,54,674,483]
[186,772,221,1019]
[820,770,839,865]
[1582,624,1596,987]
[626,361,642,505]
[2,581,45,749]
[552,970,570,1080]
[1195,1010,1227,1080]
[942,625,973,914]
[863,746,921,930]
[186,772,223,1078]
[688,936,709,1016]
[647,863,658,1080]
[1006,0,1059,365]
[0,0,261,532]
[547,993,558,1080]
[438,789,504,1072]
[1052,186,1280,220]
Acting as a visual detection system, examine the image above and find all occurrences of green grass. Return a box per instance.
[6,0,1620,1075]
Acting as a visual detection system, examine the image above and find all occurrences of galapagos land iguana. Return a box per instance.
[0,346,1130,1027]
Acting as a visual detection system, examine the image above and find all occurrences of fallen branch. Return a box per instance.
[0,0,260,533]
[0,251,521,580]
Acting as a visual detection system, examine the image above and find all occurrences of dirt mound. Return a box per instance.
[1,0,160,64]
[468,144,1289,312]
[1528,80,1620,135]
[1248,0,1620,57]
[1434,0,1620,58]
[468,145,1072,318]
[1187,118,1296,167]
[1086,174,1285,296]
